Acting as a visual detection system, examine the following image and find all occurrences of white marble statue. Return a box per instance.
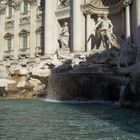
[95,14,117,50]
[58,22,70,50]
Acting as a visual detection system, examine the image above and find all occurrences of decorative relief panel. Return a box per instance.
[5,16,14,27]
[5,20,14,27]
[20,13,30,24]
[58,0,70,9]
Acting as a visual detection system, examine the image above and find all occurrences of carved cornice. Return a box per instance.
[0,4,7,15]
[12,0,22,11]
[27,0,37,6]
[36,27,43,34]
[4,33,14,39]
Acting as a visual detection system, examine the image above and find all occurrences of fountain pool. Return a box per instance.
[0,99,140,140]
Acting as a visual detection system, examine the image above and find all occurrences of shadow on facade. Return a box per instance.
[46,42,137,103]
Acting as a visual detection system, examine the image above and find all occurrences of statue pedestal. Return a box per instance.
[57,49,72,60]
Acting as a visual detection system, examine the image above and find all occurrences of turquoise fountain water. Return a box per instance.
[0,99,140,140]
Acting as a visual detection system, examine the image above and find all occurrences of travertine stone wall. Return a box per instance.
[0,0,139,64]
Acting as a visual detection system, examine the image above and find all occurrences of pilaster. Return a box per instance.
[0,4,7,61]
[28,0,37,58]
[123,0,132,41]
[44,0,57,55]
[13,0,21,60]
[71,0,83,52]
[134,0,140,62]
[86,13,92,51]
[135,0,140,48]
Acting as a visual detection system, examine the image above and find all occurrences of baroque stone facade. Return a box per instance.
[0,0,139,67]
[0,0,43,66]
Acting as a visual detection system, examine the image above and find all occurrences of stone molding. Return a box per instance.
[20,13,30,24]
[19,29,30,36]
[35,27,43,34]
[55,7,70,19]
[4,33,14,39]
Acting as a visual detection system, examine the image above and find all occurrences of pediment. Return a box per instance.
[4,33,13,39]
[36,27,43,34]
[19,29,29,36]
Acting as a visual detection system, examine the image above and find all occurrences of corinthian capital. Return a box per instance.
[123,0,132,7]
[27,0,37,6]
[0,4,7,15]
[12,0,22,11]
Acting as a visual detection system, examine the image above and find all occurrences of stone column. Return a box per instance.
[123,0,131,41]
[0,4,6,61]
[44,0,56,55]
[121,9,125,36]
[135,0,140,48]
[13,0,21,60]
[86,13,92,51]
[134,0,140,62]
[71,0,82,52]
[28,0,37,58]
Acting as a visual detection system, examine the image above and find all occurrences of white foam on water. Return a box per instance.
[42,99,115,105]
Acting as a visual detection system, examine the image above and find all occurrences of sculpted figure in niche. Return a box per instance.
[58,22,70,50]
[95,14,117,50]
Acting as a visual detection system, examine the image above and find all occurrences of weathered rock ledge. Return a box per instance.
[0,49,140,108]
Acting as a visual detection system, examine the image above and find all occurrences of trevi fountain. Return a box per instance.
[0,0,140,139]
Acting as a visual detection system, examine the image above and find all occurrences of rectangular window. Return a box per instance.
[7,38,12,51]
[23,0,28,13]
[23,36,27,49]
[8,3,12,17]
[36,33,41,47]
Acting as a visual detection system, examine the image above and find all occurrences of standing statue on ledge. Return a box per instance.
[95,14,117,50]
[58,22,70,50]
